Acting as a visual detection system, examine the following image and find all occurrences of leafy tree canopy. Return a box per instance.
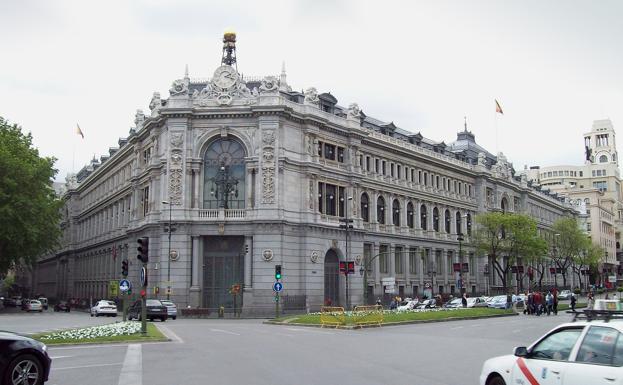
[0,117,62,276]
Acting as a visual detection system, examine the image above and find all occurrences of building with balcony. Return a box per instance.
[32,34,576,314]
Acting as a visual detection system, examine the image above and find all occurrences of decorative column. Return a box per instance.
[189,236,201,307]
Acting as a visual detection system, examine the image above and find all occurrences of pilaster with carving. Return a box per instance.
[168,131,185,205]
[260,122,277,205]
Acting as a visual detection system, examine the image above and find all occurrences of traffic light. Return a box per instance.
[137,237,149,263]
[121,259,129,277]
[275,265,282,280]
[140,289,146,297]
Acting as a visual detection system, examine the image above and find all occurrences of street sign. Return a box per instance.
[119,279,131,293]
[109,280,119,297]
[140,267,147,287]
[273,282,283,292]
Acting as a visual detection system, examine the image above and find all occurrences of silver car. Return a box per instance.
[160,300,177,320]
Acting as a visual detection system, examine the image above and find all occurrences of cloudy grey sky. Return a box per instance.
[1,0,622,181]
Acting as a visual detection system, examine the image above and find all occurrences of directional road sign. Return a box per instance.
[119,279,131,292]
[273,282,283,292]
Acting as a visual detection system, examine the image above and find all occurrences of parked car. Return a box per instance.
[20,299,30,311]
[25,300,43,312]
[128,299,168,322]
[397,299,419,311]
[3,297,16,307]
[12,297,23,307]
[90,300,118,317]
[38,297,49,310]
[160,300,178,320]
[558,289,573,300]
[480,308,623,385]
[0,331,51,385]
[488,295,509,309]
[53,301,71,312]
[467,297,489,308]
[416,299,436,309]
[443,298,463,308]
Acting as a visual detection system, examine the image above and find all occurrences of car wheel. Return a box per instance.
[95,313,99,317]
[90,313,94,317]
[4,354,43,385]
[161,317,166,322]
[149,317,153,322]
[172,316,176,320]
[486,374,506,385]
[114,313,117,317]
[66,309,70,313]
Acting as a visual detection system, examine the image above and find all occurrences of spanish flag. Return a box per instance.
[495,99,504,115]
[76,123,84,139]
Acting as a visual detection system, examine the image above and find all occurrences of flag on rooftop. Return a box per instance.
[495,99,504,115]
[76,123,84,139]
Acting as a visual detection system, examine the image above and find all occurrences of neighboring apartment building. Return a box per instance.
[524,119,622,286]
[32,34,576,314]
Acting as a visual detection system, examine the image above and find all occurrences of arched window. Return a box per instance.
[392,199,401,226]
[444,209,451,233]
[420,205,427,230]
[456,212,462,235]
[407,202,414,228]
[433,207,440,232]
[600,155,608,163]
[377,196,386,224]
[203,137,246,209]
[584,198,590,204]
[361,193,370,222]
[466,213,472,236]
[501,197,508,213]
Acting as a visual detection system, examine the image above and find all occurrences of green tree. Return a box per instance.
[472,212,545,293]
[551,218,586,287]
[0,117,62,275]
[572,241,602,291]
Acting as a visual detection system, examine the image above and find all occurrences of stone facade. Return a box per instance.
[32,37,577,314]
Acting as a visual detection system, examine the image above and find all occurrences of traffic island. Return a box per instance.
[267,308,517,329]
[31,321,168,345]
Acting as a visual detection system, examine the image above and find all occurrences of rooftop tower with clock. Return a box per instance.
[221,29,238,71]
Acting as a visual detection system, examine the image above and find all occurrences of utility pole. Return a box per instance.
[162,201,174,300]
[339,196,353,309]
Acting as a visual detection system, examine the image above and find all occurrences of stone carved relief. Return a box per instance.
[310,251,319,263]
[171,150,183,165]
[168,168,183,205]
[261,129,276,204]
[347,103,361,118]
[309,179,314,210]
[134,109,145,130]
[492,152,512,180]
[262,249,274,262]
[304,87,319,104]
[170,133,184,148]
[259,76,279,94]
[149,92,162,113]
[192,65,257,107]
[478,152,487,167]
[169,79,189,96]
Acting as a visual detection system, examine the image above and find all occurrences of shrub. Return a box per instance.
[574,288,581,295]
[597,288,605,294]
[618,287,623,293]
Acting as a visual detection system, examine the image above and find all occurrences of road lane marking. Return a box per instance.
[210,328,241,335]
[285,328,336,335]
[49,344,129,351]
[118,344,142,385]
[450,326,464,330]
[157,325,184,343]
[471,324,482,327]
[53,363,122,371]
[49,355,73,359]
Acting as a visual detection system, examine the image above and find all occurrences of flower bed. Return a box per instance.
[40,322,141,341]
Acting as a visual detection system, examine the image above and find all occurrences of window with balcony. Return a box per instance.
[377,196,386,224]
[392,199,401,226]
[420,205,428,230]
[407,202,414,228]
[433,207,440,232]
[361,193,370,222]
[203,137,246,209]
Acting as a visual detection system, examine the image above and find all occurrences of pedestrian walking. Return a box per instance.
[552,287,558,315]
[546,291,553,316]
[462,293,468,308]
[587,292,594,309]
[570,293,577,312]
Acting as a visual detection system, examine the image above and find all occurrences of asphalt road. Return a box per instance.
[0,307,116,335]
[8,312,571,385]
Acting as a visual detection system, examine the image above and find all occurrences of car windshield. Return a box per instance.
[493,296,506,302]
[161,301,174,306]
[147,300,162,306]
[106,301,116,306]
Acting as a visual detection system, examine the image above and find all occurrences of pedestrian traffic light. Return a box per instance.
[121,259,129,277]
[339,261,346,273]
[140,289,146,297]
[275,265,282,280]
[137,237,149,263]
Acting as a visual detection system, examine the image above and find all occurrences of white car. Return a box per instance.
[397,299,419,311]
[480,305,623,385]
[160,300,178,320]
[26,299,43,312]
[90,300,118,317]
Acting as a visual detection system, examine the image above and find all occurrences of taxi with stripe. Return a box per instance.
[480,301,623,385]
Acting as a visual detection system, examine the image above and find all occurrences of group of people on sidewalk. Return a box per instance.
[523,288,576,316]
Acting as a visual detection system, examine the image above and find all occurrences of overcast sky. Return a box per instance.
[1,0,622,182]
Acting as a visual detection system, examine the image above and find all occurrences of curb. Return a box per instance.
[264,312,518,330]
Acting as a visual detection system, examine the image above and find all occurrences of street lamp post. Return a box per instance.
[162,201,173,300]
[457,233,464,295]
[339,196,353,309]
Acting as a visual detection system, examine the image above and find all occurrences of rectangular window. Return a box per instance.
[317,141,323,157]
[382,161,387,175]
[447,252,453,274]
[323,143,336,160]
[390,163,395,177]
[397,165,401,179]
[379,245,389,273]
[142,186,149,217]
[418,170,422,184]
[375,159,379,173]
[366,156,371,171]
[395,246,403,274]
[593,181,607,192]
[579,171,583,177]
[409,248,418,274]
[468,185,472,197]
[435,252,443,275]
[337,147,344,163]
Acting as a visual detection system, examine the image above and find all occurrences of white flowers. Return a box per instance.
[40,321,141,340]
